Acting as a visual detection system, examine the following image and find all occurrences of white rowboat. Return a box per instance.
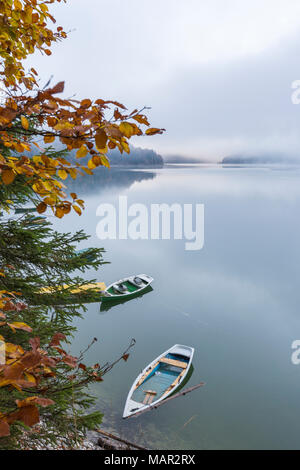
[123,344,194,418]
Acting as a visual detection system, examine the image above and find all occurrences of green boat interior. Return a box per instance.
[108,277,147,296]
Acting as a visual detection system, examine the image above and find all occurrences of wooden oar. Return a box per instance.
[126,382,205,419]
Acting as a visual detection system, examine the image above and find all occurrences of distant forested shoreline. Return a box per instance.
[27,142,164,168]
[221,154,299,164]
[107,147,163,167]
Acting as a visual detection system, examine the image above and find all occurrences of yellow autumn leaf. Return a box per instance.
[43,197,56,206]
[119,122,134,138]
[87,159,97,170]
[5,343,24,355]
[100,155,110,168]
[13,143,24,153]
[0,379,11,388]
[82,167,93,175]
[14,0,22,11]
[24,6,32,23]
[40,3,49,13]
[54,122,72,131]
[72,205,82,216]
[24,373,36,384]
[76,145,88,159]
[21,116,29,130]
[57,169,68,180]
[75,199,84,209]
[8,322,32,333]
[33,155,42,164]
[21,142,30,151]
[121,141,130,154]
[69,168,77,179]
[42,181,53,191]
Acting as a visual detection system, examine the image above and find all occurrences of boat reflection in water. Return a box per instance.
[100,285,154,313]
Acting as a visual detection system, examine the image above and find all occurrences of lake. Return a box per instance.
[51,164,300,450]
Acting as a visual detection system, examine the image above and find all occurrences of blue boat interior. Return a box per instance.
[132,353,189,404]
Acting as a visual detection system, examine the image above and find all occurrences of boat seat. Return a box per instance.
[130,277,145,288]
[113,283,128,294]
[143,390,157,404]
[159,357,188,369]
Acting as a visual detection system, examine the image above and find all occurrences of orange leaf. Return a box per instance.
[75,199,84,208]
[50,332,66,347]
[132,114,149,125]
[0,420,10,437]
[16,397,54,408]
[3,300,16,311]
[2,169,16,185]
[55,207,64,218]
[95,129,107,150]
[80,99,92,109]
[92,155,102,167]
[145,127,165,135]
[62,355,77,368]
[50,81,65,94]
[7,405,39,427]
[36,202,47,214]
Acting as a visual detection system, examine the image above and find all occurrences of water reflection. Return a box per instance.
[68,167,157,196]
[100,285,154,313]
[50,165,300,450]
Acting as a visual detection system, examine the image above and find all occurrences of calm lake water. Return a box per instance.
[51,164,300,450]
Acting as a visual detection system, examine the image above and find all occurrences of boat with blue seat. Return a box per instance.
[123,344,194,418]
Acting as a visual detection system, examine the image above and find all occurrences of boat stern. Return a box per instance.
[171,344,194,360]
[137,274,154,284]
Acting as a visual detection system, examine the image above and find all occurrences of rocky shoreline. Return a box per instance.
[18,423,140,450]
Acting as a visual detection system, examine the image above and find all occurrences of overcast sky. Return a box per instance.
[26,0,300,160]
